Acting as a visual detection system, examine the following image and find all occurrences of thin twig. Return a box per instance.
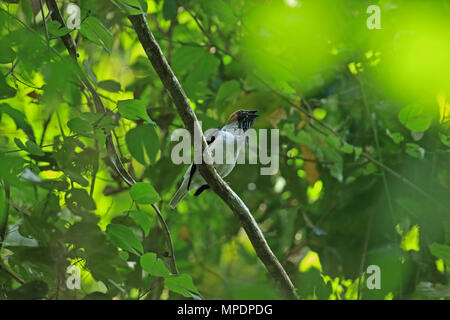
[0,264,25,285]
[39,113,53,147]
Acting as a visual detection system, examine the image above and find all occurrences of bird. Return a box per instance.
[169,109,259,208]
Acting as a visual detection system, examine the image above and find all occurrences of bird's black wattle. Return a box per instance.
[237,110,258,131]
[239,118,256,131]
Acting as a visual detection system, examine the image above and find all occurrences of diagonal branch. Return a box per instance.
[44,0,178,275]
[128,14,298,299]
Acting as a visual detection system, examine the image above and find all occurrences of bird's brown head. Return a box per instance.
[226,109,259,131]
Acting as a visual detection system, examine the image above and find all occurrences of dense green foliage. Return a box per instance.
[0,0,449,300]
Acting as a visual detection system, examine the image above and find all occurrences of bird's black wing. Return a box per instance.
[187,164,196,190]
[187,129,219,191]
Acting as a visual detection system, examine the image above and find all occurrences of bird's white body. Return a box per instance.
[169,123,247,208]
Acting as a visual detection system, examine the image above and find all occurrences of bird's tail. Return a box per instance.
[169,182,188,209]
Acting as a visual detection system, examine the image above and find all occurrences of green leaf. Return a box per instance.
[7,281,48,300]
[130,182,161,205]
[98,80,121,92]
[339,143,354,154]
[138,0,148,13]
[0,104,35,140]
[126,126,145,164]
[66,188,96,210]
[313,108,327,120]
[66,221,127,282]
[80,17,113,53]
[386,130,404,144]
[185,51,220,84]
[14,137,26,150]
[401,225,420,252]
[142,123,159,164]
[117,99,154,123]
[106,223,143,255]
[0,44,15,64]
[129,210,151,236]
[362,162,378,176]
[284,124,314,146]
[120,0,143,9]
[79,112,103,124]
[163,0,178,20]
[439,133,450,147]
[429,243,450,265]
[140,252,170,277]
[47,20,71,37]
[165,274,200,297]
[0,72,16,99]
[67,117,92,133]
[0,155,26,186]
[326,135,341,149]
[330,161,343,182]
[199,0,237,24]
[322,147,343,181]
[297,131,314,145]
[296,268,332,299]
[15,138,45,156]
[119,251,129,261]
[25,140,44,156]
[171,46,204,74]
[110,0,143,15]
[405,142,425,159]
[216,80,241,110]
[354,146,362,160]
[125,124,159,165]
[398,104,433,132]
[64,169,89,187]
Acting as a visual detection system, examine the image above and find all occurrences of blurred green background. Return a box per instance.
[0,0,449,300]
